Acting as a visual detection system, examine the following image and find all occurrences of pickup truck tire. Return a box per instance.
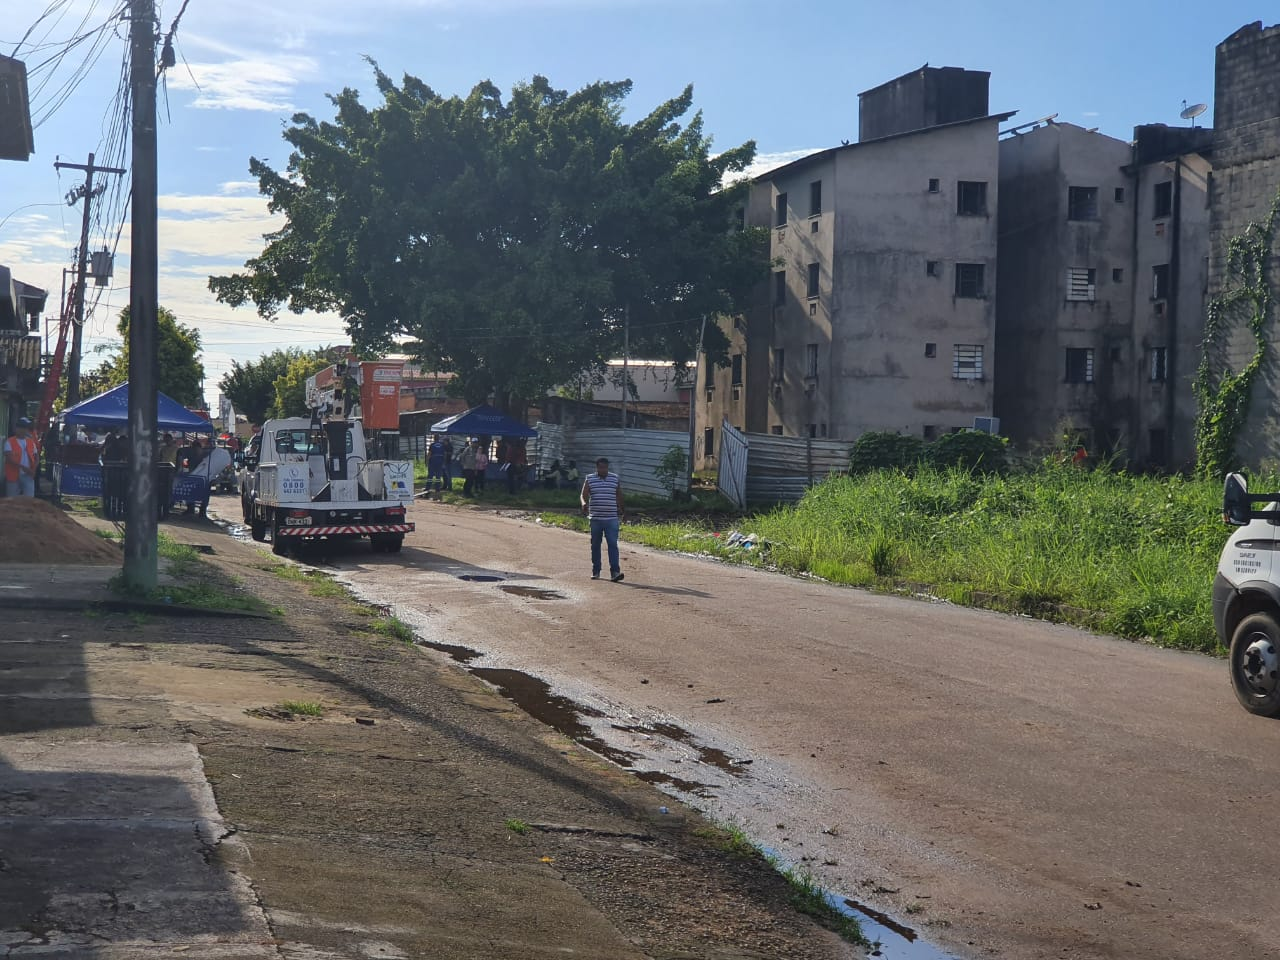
[250,515,267,542]
[371,533,404,554]
[1230,612,1280,717]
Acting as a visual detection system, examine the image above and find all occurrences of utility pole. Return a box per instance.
[54,151,125,407]
[124,0,158,591]
[620,304,629,430]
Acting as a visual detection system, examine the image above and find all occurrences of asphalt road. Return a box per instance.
[229,497,1280,960]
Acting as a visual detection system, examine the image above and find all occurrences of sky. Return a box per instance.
[0,0,1272,410]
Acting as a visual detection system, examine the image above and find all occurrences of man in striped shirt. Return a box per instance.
[580,457,625,582]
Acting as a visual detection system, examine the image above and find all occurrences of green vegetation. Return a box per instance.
[277,700,325,717]
[370,615,415,644]
[109,533,271,615]
[81,306,204,409]
[504,818,530,835]
[693,822,758,859]
[1194,185,1280,477]
[768,858,868,948]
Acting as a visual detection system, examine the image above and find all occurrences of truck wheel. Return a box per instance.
[271,512,289,556]
[250,509,267,542]
[1230,612,1280,717]
[242,494,252,524]
[386,535,403,554]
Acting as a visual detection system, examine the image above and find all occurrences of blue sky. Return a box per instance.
[0,0,1270,407]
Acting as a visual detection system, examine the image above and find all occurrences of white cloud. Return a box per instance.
[165,54,320,111]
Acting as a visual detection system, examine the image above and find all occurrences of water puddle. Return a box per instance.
[612,721,747,777]
[498,585,564,600]
[420,640,484,663]
[458,574,504,582]
[633,769,715,797]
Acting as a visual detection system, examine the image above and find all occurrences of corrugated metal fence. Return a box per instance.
[535,422,688,498]
[719,419,853,507]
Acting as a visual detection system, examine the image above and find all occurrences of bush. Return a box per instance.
[849,431,925,474]
[925,430,1008,474]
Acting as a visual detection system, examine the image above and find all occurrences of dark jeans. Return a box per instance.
[590,517,620,576]
[461,469,475,496]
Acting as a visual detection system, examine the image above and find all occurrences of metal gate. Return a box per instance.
[717,419,748,509]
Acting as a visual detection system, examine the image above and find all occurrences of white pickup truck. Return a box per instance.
[239,416,414,555]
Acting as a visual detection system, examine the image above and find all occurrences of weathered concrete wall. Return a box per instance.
[858,67,990,143]
[1131,147,1211,470]
[1209,21,1280,468]
[995,123,1133,452]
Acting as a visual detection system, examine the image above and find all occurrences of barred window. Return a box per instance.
[952,344,983,380]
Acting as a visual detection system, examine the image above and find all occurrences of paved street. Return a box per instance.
[281,496,1280,960]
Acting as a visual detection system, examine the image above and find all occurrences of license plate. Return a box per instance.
[284,517,312,525]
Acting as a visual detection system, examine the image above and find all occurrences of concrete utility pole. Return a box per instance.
[123,0,158,591]
[54,151,124,407]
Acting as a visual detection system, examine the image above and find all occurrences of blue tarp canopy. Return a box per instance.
[430,404,537,438]
[61,382,214,433]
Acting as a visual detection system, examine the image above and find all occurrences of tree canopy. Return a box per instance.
[271,354,331,419]
[209,70,767,409]
[220,347,328,425]
[83,306,205,408]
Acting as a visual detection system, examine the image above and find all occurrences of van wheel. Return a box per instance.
[1230,612,1280,717]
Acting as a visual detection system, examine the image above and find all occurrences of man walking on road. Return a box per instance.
[581,457,624,582]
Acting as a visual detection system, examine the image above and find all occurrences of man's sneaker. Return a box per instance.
[610,571,624,583]
[591,572,601,580]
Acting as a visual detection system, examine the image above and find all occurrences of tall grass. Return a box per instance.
[745,464,1228,651]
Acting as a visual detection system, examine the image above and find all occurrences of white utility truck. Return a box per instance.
[239,415,414,556]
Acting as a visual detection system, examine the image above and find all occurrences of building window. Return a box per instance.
[1152,263,1170,300]
[771,425,783,436]
[810,220,819,234]
[809,302,817,316]
[775,192,788,227]
[926,260,940,277]
[773,270,786,307]
[956,181,987,216]
[731,353,743,386]
[952,344,983,380]
[928,178,940,193]
[925,342,936,358]
[1150,346,1168,382]
[805,343,819,379]
[820,423,827,438]
[1114,186,1125,203]
[1068,186,1099,221]
[705,388,713,404]
[1149,428,1166,464]
[954,263,985,298]
[806,262,820,299]
[1065,347,1095,383]
[809,180,822,217]
[807,423,818,439]
[703,427,715,458]
[1153,181,1173,218]
[1066,267,1097,301]
[1112,267,1124,283]
[923,424,938,440]
[772,347,785,382]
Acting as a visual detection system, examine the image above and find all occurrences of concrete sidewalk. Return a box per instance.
[0,515,857,959]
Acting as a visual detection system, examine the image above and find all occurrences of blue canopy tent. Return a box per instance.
[430,404,537,438]
[61,382,214,433]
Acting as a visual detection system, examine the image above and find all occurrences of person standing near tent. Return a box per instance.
[506,438,527,495]
[4,418,39,497]
[426,434,447,493]
[581,457,624,582]
[458,439,478,497]
[473,440,489,494]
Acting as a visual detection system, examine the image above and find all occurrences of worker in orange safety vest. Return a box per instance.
[4,417,39,497]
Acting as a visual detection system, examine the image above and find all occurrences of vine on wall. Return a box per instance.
[1193,185,1280,478]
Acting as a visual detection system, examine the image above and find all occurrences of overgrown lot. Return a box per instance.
[544,464,1236,653]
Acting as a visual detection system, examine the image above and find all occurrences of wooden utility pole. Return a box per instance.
[54,151,124,407]
[124,0,158,591]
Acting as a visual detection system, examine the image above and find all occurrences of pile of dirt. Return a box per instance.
[0,499,121,564]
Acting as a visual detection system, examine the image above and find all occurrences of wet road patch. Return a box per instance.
[498,585,565,600]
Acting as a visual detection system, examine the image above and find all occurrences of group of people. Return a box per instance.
[425,435,544,497]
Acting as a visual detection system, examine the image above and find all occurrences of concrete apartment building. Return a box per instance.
[698,66,1010,465]
[1207,21,1280,467]
[995,121,1211,467]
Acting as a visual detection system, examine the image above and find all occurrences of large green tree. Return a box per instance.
[220,346,328,425]
[209,70,767,409]
[271,354,331,419]
[85,306,205,408]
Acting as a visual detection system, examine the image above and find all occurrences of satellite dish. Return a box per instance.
[1181,101,1207,126]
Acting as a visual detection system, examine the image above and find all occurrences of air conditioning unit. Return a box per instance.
[973,416,1000,434]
